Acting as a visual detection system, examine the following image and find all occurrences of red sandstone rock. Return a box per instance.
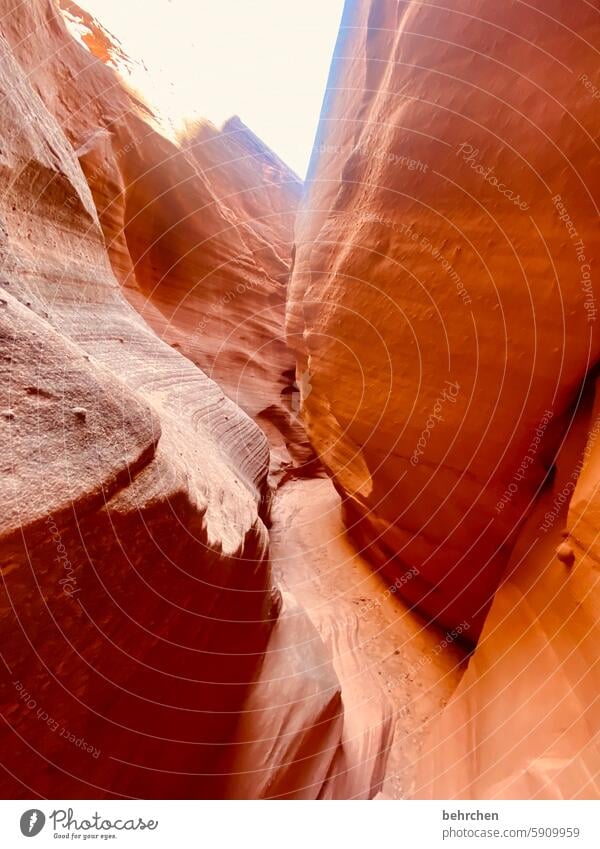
[0,0,341,801]
[6,0,304,471]
[269,478,464,800]
[289,0,600,801]
[222,477,463,800]
[223,591,343,799]
[288,0,600,636]
[415,380,600,798]
[0,0,279,798]
[3,0,600,804]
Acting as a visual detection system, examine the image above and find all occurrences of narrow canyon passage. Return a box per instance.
[218,467,468,800]
[268,476,466,799]
[0,0,599,806]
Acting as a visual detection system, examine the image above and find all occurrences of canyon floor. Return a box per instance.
[269,476,467,798]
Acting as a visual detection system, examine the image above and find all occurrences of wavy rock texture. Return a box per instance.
[11,0,304,473]
[219,476,463,800]
[268,477,464,800]
[222,590,344,800]
[289,0,600,799]
[0,0,354,802]
[3,0,598,803]
[0,0,297,798]
[0,0,462,794]
[289,0,600,636]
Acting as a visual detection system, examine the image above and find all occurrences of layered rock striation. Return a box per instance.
[0,0,371,802]
[13,0,304,466]
[289,0,600,798]
[0,0,299,798]
[2,0,599,803]
[416,375,600,798]
[289,0,600,637]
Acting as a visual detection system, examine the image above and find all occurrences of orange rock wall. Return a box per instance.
[6,0,301,439]
[2,0,599,802]
[289,0,600,799]
[289,0,600,635]
[0,0,282,798]
[416,377,600,798]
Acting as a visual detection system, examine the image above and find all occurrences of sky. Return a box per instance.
[80,0,344,177]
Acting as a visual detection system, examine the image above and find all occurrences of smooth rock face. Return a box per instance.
[8,0,303,469]
[268,478,465,801]
[0,0,346,801]
[3,0,599,804]
[0,0,279,798]
[223,591,344,800]
[0,0,344,802]
[287,0,600,800]
[288,0,600,635]
[416,381,600,799]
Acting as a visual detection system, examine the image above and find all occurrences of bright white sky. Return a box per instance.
[80,0,344,177]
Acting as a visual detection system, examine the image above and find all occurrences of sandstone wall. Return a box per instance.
[289,0,600,635]
[0,0,282,798]
[289,0,600,799]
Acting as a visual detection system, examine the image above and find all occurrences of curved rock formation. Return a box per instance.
[0,0,288,798]
[288,0,600,800]
[3,0,598,803]
[416,377,600,798]
[288,0,600,636]
[268,477,464,800]
[0,0,352,801]
[6,0,303,471]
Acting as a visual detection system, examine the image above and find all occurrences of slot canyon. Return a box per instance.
[0,0,598,802]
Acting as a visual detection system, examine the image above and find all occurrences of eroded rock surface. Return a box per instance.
[3,0,599,803]
[0,0,353,801]
[288,0,600,635]
[0,0,284,798]
[288,0,600,800]
[269,478,465,800]
[223,590,343,800]
[416,378,600,798]
[8,0,303,471]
